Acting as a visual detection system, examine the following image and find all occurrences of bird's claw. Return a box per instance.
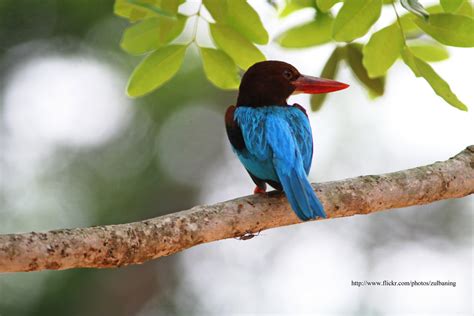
[254,185,267,195]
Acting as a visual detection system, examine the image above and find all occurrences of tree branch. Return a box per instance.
[1,146,473,273]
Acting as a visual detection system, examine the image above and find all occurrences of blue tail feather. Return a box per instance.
[279,168,326,221]
[281,173,309,221]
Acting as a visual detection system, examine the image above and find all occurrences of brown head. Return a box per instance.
[236,60,349,107]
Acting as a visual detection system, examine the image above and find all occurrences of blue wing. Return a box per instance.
[232,106,326,221]
[233,107,278,183]
[286,104,313,174]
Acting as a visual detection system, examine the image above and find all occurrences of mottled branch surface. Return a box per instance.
[1,146,473,273]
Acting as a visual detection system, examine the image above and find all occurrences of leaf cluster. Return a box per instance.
[278,0,471,111]
[115,0,472,111]
[116,0,267,96]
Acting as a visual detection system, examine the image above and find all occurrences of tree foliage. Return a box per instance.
[115,0,472,111]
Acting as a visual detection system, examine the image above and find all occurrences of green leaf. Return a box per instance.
[121,18,161,54]
[363,23,404,78]
[401,47,468,111]
[127,0,176,17]
[277,12,333,48]
[114,0,182,21]
[159,0,185,14]
[120,15,187,55]
[414,13,474,47]
[210,23,266,70]
[115,0,157,21]
[440,0,464,13]
[203,0,227,21]
[200,48,240,90]
[204,0,269,44]
[310,47,342,111]
[456,1,473,17]
[127,44,187,97]
[346,44,385,97]
[226,0,269,44]
[279,0,315,17]
[401,0,429,19]
[316,0,341,12]
[333,0,382,42]
[157,14,187,42]
[396,5,442,37]
[408,42,449,62]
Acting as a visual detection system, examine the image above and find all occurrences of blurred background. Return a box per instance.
[0,0,472,315]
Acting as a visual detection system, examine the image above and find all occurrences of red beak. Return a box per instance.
[292,74,349,94]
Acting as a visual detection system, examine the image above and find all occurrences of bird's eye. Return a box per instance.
[283,69,293,80]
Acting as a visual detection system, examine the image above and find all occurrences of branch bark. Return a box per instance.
[1,146,473,273]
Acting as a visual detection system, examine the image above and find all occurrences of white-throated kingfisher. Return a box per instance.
[225,61,349,221]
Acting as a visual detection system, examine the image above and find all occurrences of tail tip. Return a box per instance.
[296,209,326,221]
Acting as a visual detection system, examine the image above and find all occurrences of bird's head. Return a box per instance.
[236,60,349,107]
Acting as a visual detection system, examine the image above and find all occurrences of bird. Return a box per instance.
[225,61,349,221]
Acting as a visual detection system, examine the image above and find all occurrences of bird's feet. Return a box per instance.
[254,185,267,195]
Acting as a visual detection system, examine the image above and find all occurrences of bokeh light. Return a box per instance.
[3,55,131,148]
[156,105,224,186]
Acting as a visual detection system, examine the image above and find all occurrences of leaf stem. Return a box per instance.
[392,1,407,46]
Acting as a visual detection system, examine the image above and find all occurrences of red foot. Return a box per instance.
[254,185,267,195]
